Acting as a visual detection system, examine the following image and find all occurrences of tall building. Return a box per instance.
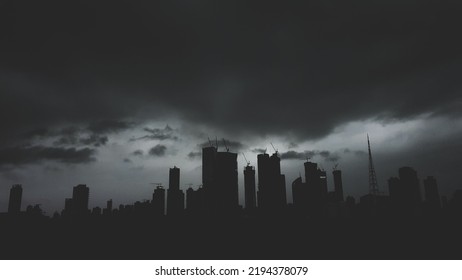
[202,145,239,215]
[8,184,23,214]
[214,151,239,214]
[72,184,89,216]
[167,166,185,216]
[319,169,328,199]
[257,152,286,213]
[388,167,422,216]
[244,165,256,210]
[202,146,217,213]
[106,199,113,212]
[186,187,205,215]
[399,167,422,204]
[333,170,344,202]
[304,161,327,217]
[292,176,308,212]
[152,186,165,216]
[424,176,441,211]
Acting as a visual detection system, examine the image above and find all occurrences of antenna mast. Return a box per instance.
[367,134,380,196]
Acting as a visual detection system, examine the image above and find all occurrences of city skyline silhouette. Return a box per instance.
[2,136,462,260]
[2,135,460,219]
[1,0,462,260]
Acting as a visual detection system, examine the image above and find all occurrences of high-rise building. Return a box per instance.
[8,184,23,214]
[244,165,256,210]
[292,176,307,212]
[399,167,422,204]
[424,176,441,211]
[319,169,328,199]
[214,151,239,214]
[167,166,184,216]
[152,186,165,216]
[304,161,327,216]
[107,199,113,212]
[333,170,344,202]
[257,152,286,213]
[202,146,217,213]
[72,184,89,216]
[186,187,205,215]
[202,145,239,215]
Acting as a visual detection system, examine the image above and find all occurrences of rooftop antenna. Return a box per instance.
[223,138,229,152]
[242,153,250,166]
[207,137,213,147]
[270,142,278,155]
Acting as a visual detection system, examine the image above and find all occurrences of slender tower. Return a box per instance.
[367,134,380,196]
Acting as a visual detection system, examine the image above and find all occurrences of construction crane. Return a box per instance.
[270,142,278,155]
[333,163,339,171]
[242,153,250,166]
[223,138,229,152]
[207,137,213,147]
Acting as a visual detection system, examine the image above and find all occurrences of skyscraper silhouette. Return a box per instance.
[202,146,217,213]
[333,169,344,202]
[399,167,422,205]
[8,184,22,214]
[304,161,326,217]
[167,166,185,216]
[244,165,256,210]
[202,145,239,216]
[152,186,165,216]
[186,186,205,215]
[424,176,441,213]
[292,176,308,213]
[214,151,239,215]
[257,152,286,214]
[72,184,89,216]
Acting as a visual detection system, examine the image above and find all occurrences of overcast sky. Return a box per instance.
[1,0,461,215]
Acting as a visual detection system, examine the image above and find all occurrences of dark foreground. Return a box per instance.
[1,216,462,260]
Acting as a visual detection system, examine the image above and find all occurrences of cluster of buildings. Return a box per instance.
[2,142,462,220]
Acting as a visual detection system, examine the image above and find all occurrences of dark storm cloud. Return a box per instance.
[130,125,178,141]
[343,148,367,157]
[187,151,202,160]
[251,148,268,154]
[79,135,108,147]
[148,145,167,157]
[198,140,245,151]
[280,151,315,160]
[52,127,108,147]
[280,150,340,162]
[132,150,144,156]
[1,0,461,146]
[0,146,96,166]
[87,120,134,134]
